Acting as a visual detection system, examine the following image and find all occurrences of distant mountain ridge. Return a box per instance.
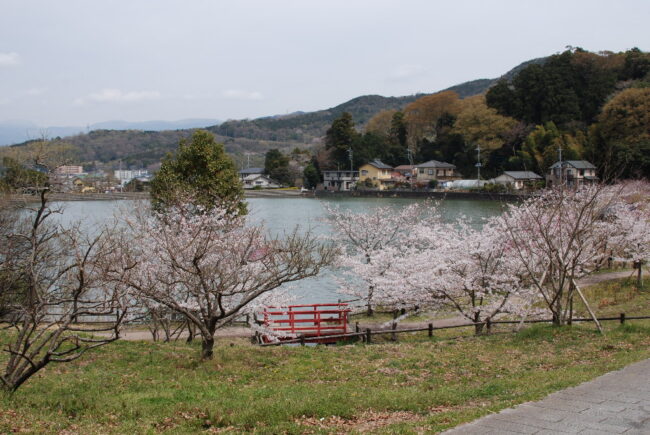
[3,56,548,168]
[0,118,220,146]
[209,94,424,143]
[209,57,549,144]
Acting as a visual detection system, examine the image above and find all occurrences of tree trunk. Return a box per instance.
[473,313,484,335]
[366,302,373,317]
[186,320,195,343]
[554,298,564,326]
[201,337,214,359]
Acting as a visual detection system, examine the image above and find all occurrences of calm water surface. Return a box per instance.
[55,197,505,304]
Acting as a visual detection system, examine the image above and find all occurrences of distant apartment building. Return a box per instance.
[55,165,84,176]
[114,169,150,184]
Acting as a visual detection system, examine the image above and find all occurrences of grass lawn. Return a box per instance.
[0,282,648,434]
[576,277,650,317]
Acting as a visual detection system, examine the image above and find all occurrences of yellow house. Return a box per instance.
[358,159,394,190]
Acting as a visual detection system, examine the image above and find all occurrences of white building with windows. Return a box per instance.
[322,170,359,191]
[546,161,598,188]
[491,171,543,190]
[114,169,150,185]
[241,173,280,189]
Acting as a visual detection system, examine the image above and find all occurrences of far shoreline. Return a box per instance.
[7,188,530,203]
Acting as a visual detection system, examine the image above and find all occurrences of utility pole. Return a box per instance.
[347,148,353,172]
[406,148,414,166]
[119,160,123,193]
[475,145,482,182]
[558,144,563,185]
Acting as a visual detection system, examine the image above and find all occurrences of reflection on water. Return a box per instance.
[51,197,505,304]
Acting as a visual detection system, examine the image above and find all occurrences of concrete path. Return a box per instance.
[444,358,650,434]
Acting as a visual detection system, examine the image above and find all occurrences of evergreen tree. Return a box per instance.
[390,111,408,149]
[325,112,360,168]
[150,130,246,215]
[302,163,320,189]
[264,149,292,186]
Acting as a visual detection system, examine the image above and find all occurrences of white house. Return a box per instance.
[238,167,265,181]
[491,171,543,190]
[241,173,280,189]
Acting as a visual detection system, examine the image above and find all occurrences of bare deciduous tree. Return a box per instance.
[0,142,128,391]
[0,190,128,391]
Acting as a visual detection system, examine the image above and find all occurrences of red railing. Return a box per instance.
[261,303,351,343]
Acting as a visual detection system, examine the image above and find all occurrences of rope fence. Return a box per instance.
[259,312,650,347]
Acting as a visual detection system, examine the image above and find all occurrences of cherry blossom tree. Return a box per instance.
[325,202,437,315]
[117,205,336,359]
[374,217,533,334]
[608,181,650,285]
[498,185,622,326]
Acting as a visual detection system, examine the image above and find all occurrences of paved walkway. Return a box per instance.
[444,359,650,434]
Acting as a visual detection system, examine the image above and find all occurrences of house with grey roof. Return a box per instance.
[413,160,459,183]
[241,173,280,189]
[238,167,264,180]
[358,159,394,190]
[546,160,598,188]
[492,171,543,190]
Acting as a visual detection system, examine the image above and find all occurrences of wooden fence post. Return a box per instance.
[366,328,371,344]
[391,322,397,341]
[620,313,626,325]
[608,251,613,269]
[355,321,359,333]
[428,323,433,338]
[300,335,305,346]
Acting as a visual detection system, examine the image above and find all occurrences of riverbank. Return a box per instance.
[8,189,306,203]
[8,188,528,202]
[314,189,529,201]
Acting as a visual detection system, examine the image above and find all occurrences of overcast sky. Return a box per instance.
[0,0,648,126]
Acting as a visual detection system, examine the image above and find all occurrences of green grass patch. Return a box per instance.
[576,276,650,317]
[0,320,648,434]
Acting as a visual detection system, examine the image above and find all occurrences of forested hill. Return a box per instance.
[208,94,423,144]
[209,59,550,143]
[3,57,547,169]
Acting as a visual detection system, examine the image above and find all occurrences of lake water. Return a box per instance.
[54,197,505,304]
